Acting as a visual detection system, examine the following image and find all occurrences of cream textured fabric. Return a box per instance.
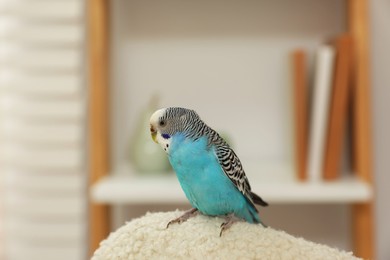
[93,211,359,260]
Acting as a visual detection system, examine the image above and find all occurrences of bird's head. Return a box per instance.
[149,107,199,152]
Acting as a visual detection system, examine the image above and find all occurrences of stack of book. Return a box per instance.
[291,35,353,182]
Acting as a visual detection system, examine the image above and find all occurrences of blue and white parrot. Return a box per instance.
[149,107,268,235]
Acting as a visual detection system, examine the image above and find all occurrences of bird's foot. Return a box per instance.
[219,213,241,237]
[167,208,198,228]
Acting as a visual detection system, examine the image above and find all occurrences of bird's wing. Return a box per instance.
[215,144,253,199]
[212,137,268,208]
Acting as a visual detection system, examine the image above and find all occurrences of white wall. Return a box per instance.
[109,0,345,172]
[370,1,390,260]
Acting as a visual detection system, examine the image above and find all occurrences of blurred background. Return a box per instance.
[0,0,389,259]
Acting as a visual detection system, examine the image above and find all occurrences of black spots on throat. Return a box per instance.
[164,143,169,152]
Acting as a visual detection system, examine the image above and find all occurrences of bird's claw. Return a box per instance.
[166,208,198,229]
[166,218,184,228]
[219,214,240,237]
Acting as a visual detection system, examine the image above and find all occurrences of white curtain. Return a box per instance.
[0,0,86,259]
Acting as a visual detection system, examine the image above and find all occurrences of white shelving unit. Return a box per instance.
[91,166,372,205]
[88,0,374,257]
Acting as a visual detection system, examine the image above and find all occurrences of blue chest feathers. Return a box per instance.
[168,134,254,220]
[169,135,220,191]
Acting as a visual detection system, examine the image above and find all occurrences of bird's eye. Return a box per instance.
[159,120,166,127]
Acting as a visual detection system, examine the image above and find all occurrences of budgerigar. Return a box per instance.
[149,107,268,235]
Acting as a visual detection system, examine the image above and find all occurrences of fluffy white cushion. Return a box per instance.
[92,210,359,260]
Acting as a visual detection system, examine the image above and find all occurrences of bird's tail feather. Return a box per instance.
[251,192,268,207]
[248,205,268,227]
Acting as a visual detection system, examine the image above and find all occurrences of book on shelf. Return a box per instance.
[306,45,335,182]
[323,35,353,180]
[291,34,354,182]
[291,50,308,181]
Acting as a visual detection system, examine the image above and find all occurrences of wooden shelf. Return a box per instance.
[91,173,372,205]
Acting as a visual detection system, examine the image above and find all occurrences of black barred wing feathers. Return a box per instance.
[210,131,268,208]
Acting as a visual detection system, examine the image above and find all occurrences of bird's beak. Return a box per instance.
[150,125,158,143]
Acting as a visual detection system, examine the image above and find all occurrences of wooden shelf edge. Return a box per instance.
[348,0,375,258]
[87,0,110,256]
